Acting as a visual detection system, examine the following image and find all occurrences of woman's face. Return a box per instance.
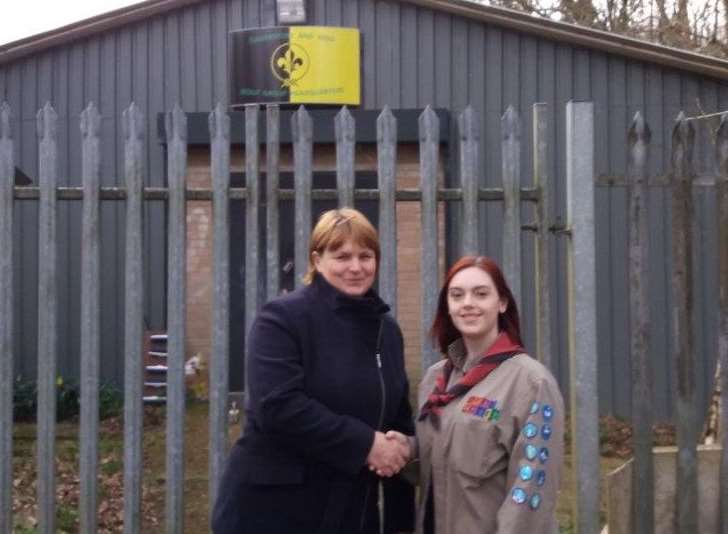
[313,239,377,297]
[447,266,507,343]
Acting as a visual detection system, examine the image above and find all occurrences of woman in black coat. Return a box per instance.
[212,208,415,534]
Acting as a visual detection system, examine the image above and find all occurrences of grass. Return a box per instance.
[11,405,650,533]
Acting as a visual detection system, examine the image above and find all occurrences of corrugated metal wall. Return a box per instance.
[1,0,726,420]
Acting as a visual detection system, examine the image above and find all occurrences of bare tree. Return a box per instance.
[469,0,728,58]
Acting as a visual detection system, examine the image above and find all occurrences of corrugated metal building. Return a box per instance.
[1,0,727,420]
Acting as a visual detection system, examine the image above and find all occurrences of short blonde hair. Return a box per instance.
[303,208,380,284]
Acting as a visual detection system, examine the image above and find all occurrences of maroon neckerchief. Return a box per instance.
[418,332,523,429]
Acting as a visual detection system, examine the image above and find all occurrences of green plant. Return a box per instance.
[13,377,37,422]
[57,504,79,532]
[13,376,123,422]
[99,383,123,420]
[55,376,80,421]
[12,522,36,534]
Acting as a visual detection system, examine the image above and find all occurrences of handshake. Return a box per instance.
[366,430,413,477]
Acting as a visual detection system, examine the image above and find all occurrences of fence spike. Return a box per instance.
[628,111,651,145]
[335,106,355,143]
[627,112,651,186]
[715,113,728,534]
[122,103,144,142]
[501,105,520,140]
[627,108,653,534]
[335,106,355,207]
[292,105,312,143]
[716,113,728,176]
[292,104,312,287]
[377,104,398,315]
[501,105,521,307]
[670,108,698,534]
[209,102,230,142]
[418,105,439,143]
[532,102,553,370]
[376,106,397,145]
[459,105,480,142]
[122,99,144,534]
[80,102,102,139]
[36,102,57,141]
[166,104,187,143]
[165,100,188,534]
[0,99,13,534]
[265,104,280,300]
[209,100,231,520]
[419,104,439,371]
[459,105,480,256]
[79,98,102,534]
[0,102,12,141]
[36,98,59,534]
[671,112,695,182]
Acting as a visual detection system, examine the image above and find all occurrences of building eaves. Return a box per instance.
[0,0,206,66]
[0,0,726,80]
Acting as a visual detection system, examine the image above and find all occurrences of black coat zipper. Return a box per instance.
[360,319,386,532]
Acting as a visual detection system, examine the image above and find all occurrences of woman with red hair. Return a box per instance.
[390,256,564,534]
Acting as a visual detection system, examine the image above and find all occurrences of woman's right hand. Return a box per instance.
[366,431,410,477]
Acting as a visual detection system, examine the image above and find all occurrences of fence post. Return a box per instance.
[502,106,521,308]
[336,106,355,208]
[670,112,697,534]
[122,103,145,534]
[717,113,728,534]
[165,105,187,534]
[459,105,480,256]
[36,102,59,534]
[244,105,260,395]
[627,111,654,534]
[533,103,553,370]
[292,106,312,288]
[0,102,14,534]
[209,103,230,517]
[419,106,439,371]
[266,105,280,300]
[377,106,397,314]
[79,102,102,534]
[565,100,600,534]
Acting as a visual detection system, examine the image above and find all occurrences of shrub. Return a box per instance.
[99,383,123,419]
[12,376,124,422]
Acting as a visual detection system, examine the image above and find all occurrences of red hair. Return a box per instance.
[430,256,523,354]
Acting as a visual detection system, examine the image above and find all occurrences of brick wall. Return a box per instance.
[185,151,216,369]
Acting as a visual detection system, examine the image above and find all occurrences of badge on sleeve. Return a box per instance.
[524,444,538,461]
[519,464,534,481]
[522,423,538,439]
[511,487,527,504]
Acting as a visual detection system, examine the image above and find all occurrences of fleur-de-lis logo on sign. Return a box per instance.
[271,43,310,88]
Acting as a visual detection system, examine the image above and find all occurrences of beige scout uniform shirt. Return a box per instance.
[415,339,564,534]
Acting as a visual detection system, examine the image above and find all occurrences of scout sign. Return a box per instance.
[230,26,360,106]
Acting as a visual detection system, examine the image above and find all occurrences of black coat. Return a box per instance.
[212,274,415,534]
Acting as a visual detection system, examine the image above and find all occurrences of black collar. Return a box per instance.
[311,273,390,315]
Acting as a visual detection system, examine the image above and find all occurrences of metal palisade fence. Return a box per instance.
[619,111,728,534]
[0,98,724,534]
